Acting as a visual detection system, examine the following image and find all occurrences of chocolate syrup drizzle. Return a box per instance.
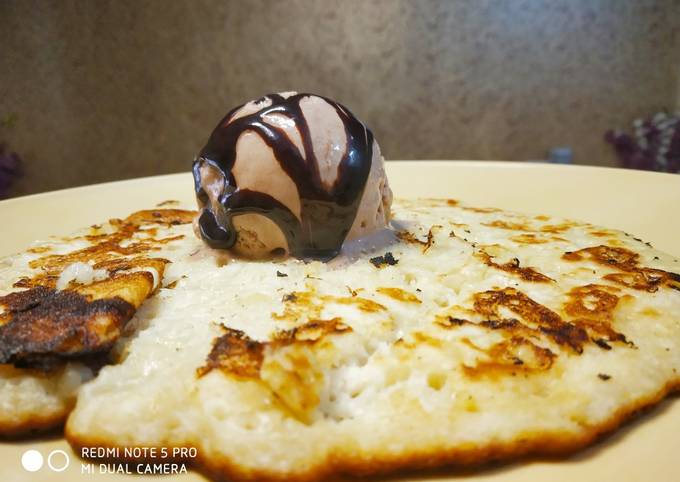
[192,93,374,260]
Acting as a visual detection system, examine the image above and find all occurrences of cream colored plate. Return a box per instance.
[1,161,679,481]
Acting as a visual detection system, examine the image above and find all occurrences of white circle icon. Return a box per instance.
[21,449,43,472]
[48,449,70,472]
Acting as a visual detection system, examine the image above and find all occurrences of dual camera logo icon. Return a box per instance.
[21,449,70,472]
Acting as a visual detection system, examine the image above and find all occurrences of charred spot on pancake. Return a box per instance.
[376,287,422,304]
[433,310,558,379]
[396,226,439,253]
[95,257,168,278]
[463,206,502,214]
[473,288,588,353]
[435,316,468,328]
[477,250,553,283]
[563,245,639,268]
[330,296,385,312]
[482,220,530,231]
[594,339,612,350]
[0,286,135,367]
[604,270,666,292]
[346,286,360,297]
[273,318,352,344]
[12,275,59,289]
[123,209,195,227]
[668,272,680,291]
[274,292,313,320]
[435,284,635,376]
[598,373,612,381]
[273,290,385,322]
[510,233,551,244]
[564,284,620,318]
[510,233,567,245]
[198,319,352,379]
[197,327,264,379]
[26,246,51,254]
[562,245,680,292]
[369,252,398,268]
[482,216,581,235]
[590,229,616,238]
[461,336,556,379]
[480,318,523,330]
[563,284,633,347]
[539,222,578,234]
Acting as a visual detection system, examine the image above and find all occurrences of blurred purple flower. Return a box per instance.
[606,112,680,173]
[0,143,23,198]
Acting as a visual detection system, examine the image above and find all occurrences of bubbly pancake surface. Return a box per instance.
[58,198,680,480]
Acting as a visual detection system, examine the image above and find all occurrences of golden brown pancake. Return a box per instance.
[59,198,680,481]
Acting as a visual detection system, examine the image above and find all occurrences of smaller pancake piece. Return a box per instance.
[66,198,680,481]
[0,208,195,435]
[562,245,680,292]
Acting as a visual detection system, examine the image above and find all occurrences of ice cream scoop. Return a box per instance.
[192,92,392,260]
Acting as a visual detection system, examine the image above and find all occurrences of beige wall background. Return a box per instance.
[1,0,678,197]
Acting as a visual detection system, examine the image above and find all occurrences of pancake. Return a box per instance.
[0,207,194,436]
[61,198,680,480]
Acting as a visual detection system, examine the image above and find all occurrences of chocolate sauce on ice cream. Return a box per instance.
[192,93,390,260]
